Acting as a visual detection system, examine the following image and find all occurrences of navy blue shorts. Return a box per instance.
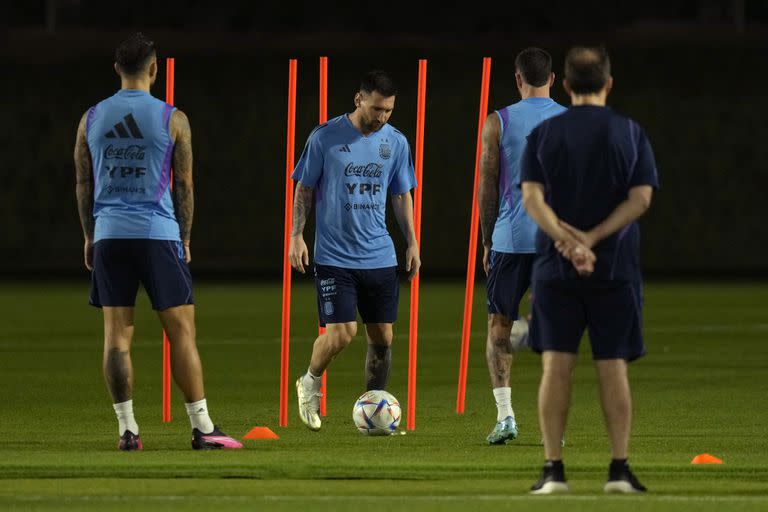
[529,280,645,361]
[486,251,534,319]
[314,265,399,326]
[89,239,194,311]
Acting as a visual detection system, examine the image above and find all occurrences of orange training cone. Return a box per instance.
[691,453,723,464]
[243,427,280,440]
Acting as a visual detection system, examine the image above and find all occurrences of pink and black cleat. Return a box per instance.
[191,426,243,450]
[118,430,143,451]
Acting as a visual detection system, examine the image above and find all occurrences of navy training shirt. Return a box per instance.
[520,106,659,281]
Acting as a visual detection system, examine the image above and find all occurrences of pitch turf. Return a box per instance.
[0,281,766,511]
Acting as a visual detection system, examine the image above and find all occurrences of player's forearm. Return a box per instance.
[522,183,569,242]
[75,182,95,239]
[392,193,418,247]
[525,199,568,242]
[173,181,194,242]
[478,174,499,248]
[291,183,313,237]
[590,188,652,244]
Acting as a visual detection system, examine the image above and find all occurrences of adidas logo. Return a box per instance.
[339,144,351,152]
[105,113,144,139]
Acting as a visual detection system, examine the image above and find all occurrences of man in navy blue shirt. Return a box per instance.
[520,47,659,494]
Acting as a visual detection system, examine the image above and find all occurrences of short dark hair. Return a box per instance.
[515,47,552,87]
[115,32,156,75]
[360,70,398,97]
[565,46,611,94]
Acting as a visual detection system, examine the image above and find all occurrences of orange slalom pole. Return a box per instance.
[280,59,298,427]
[407,59,427,431]
[318,56,328,417]
[162,57,175,424]
[456,57,491,415]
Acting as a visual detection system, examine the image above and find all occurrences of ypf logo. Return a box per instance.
[106,165,147,178]
[345,183,382,195]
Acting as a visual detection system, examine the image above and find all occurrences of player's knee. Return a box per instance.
[104,329,133,350]
[328,323,356,348]
[543,359,574,381]
[487,315,512,350]
[367,326,393,346]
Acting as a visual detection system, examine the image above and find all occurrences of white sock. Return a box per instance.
[302,368,322,393]
[493,387,514,421]
[113,399,139,435]
[185,399,215,434]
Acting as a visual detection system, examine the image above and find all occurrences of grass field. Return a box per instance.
[0,280,767,511]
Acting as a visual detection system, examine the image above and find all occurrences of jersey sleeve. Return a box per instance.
[388,138,417,195]
[291,128,325,188]
[519,128,545,185]
[629,125,660,189]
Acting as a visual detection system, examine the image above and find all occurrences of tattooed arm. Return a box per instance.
[477,113,500,275]
[288,182,314,273]
[170,109,194,263]
[74,111,95,270]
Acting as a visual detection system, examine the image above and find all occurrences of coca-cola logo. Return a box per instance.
[104,144,146,160]
[344,162,383,177]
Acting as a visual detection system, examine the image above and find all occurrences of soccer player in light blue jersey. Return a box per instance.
[477,48,566,444]
[289,71,420,431]
[74,33,241,451]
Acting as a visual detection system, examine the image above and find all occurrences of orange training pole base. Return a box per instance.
[162,57,175,424]
[456,57,491,415]
[319,56,328,417]
[279,59,298,427]
[407,59,427,431]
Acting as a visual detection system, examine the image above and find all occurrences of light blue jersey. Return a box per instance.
[86,89,180,242]
[492,98,566,253]
[292,115,417,269]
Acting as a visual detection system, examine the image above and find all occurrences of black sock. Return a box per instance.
[365,344,391,390]
[544,460,565,480]
[609,458,629,479]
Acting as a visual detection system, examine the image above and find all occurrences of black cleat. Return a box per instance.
[530,461,569,494]
[191,426,243,450]
[604,461,647,493]
[118,430,143,451]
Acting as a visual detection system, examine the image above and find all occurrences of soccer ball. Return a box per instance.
[352,390,401,435]
[509,317,530,352]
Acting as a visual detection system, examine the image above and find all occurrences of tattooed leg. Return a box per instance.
[364,323,393,391]
[486,314,513,388]
[102,307,135,403]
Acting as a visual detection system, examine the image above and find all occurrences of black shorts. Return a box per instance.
[89,239,194,311]
[529,279,645,361]
[314,264,399,327]
[486,251,534,319]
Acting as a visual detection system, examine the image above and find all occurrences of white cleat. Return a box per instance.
[295,377,322,431]
[530,481,570,495]
[604,480,644,494]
